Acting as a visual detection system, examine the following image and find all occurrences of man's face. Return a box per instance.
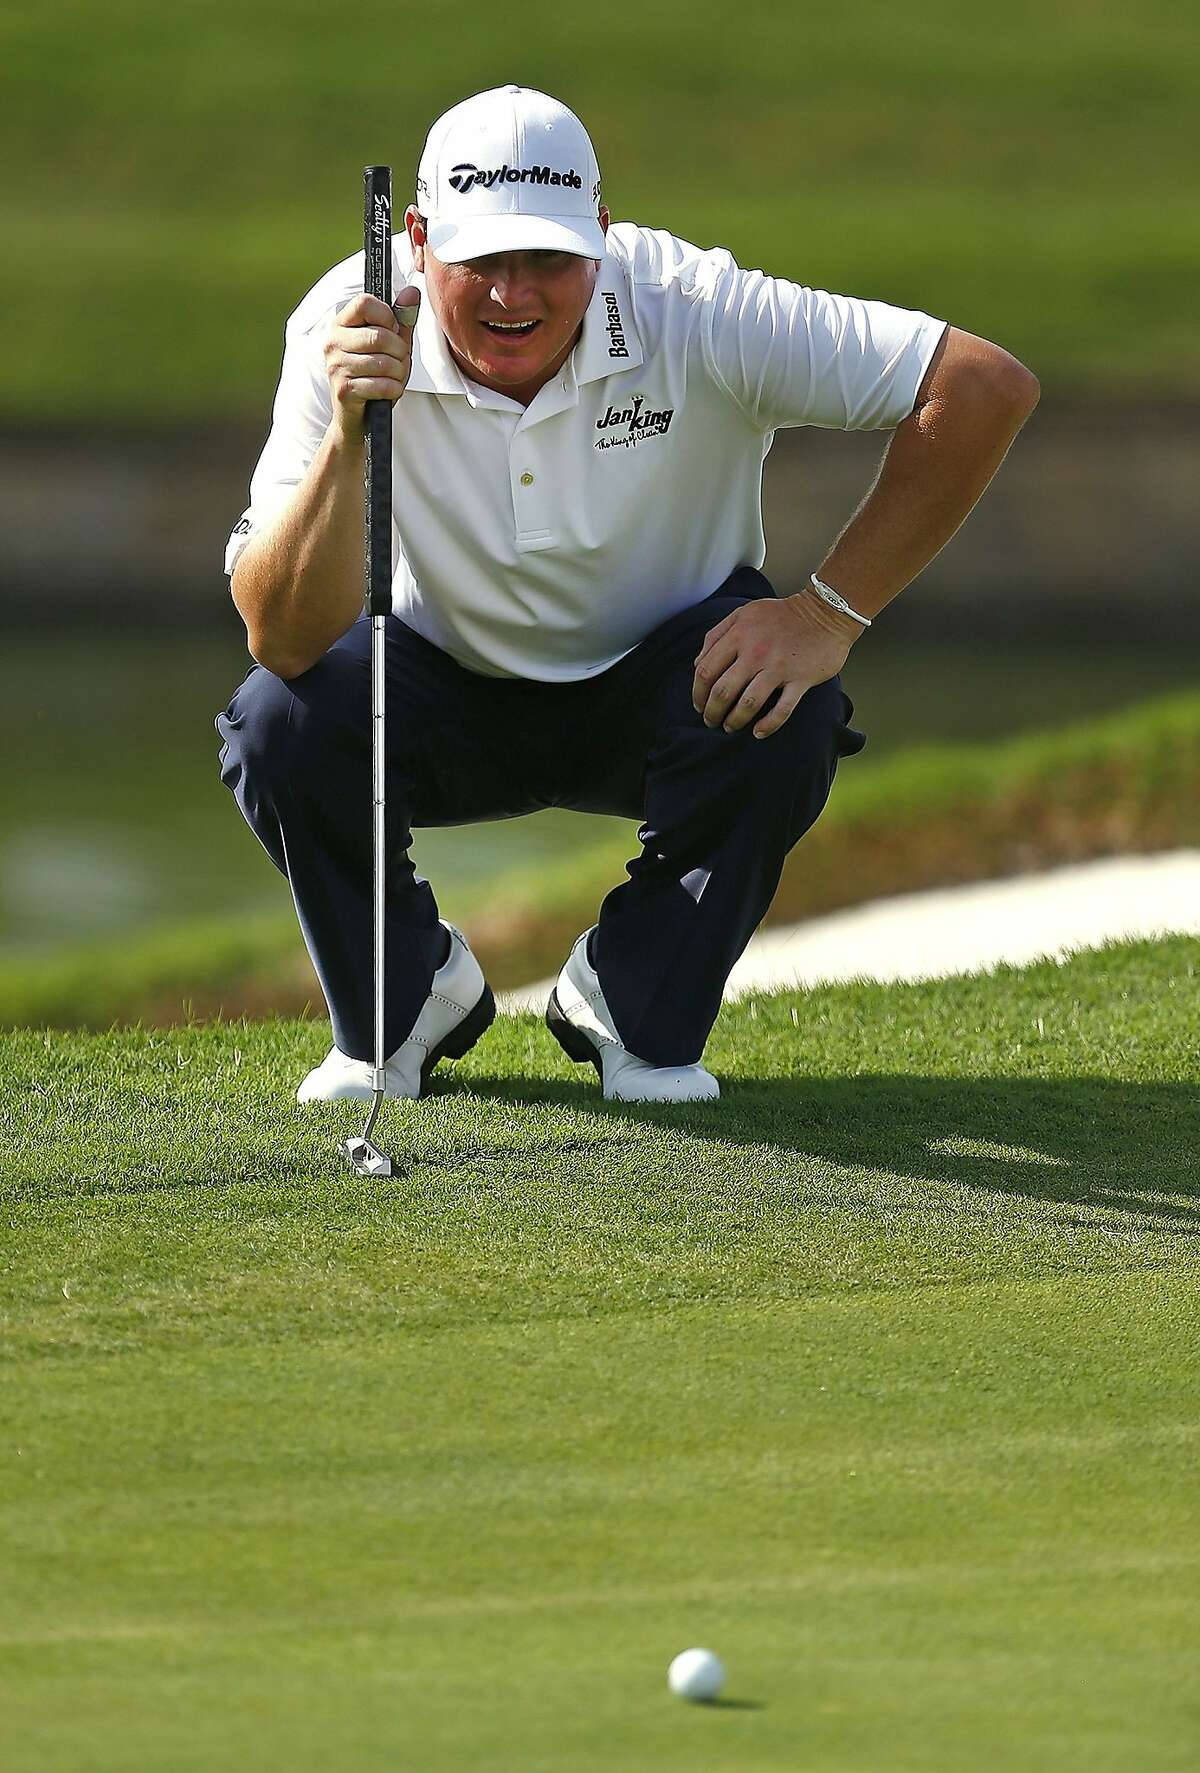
[407,207,610,403]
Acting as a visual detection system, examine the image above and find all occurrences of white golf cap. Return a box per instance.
[415,85,605,264]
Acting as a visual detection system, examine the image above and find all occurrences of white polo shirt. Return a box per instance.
[225,223,945,681]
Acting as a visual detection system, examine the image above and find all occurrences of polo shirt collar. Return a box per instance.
[404,270,470,397]
[574,252,644,382]
[401,249,643,401]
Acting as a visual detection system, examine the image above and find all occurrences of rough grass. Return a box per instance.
[2,936,1197,1770]
[5,688,1197,1031]
[5,0,1200,418]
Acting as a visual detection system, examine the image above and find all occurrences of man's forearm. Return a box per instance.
[230,424,368,679]
[808,327,1040,628]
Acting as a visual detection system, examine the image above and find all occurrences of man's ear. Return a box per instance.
[405,205,426,272]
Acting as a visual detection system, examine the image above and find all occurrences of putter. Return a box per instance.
[342,164,395,1180]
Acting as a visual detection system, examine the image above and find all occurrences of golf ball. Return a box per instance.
[667,1647,726,1702]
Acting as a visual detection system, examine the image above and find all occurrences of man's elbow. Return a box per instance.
[244,620,313,680]
[230,560,304,679]
[248,637,305,680]
[989,348,1040,421]
[965,339,1040,425]
[921,329,1040,432]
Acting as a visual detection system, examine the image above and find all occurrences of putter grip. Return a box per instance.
[363,165,393,617]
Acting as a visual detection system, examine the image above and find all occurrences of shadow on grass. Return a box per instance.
[13,1057,1196,1240]
[427,1072,1200,1236]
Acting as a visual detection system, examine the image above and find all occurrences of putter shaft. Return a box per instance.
[345,164,395,1180]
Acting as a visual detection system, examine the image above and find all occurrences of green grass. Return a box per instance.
[5,684,1197,1029]
[6,0,1200,417]
[2,937,1198,1768]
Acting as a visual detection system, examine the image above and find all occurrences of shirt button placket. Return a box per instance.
[512,436,551,547]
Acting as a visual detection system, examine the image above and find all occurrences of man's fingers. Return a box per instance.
[329,325,410,359]
[327,329,415,414]
[695,657,755,727]
[752,680,807,740]
[692,636,739,715]
[393,284,421,328]
[326,290,419,432]
[336,292,400,331]
[330,353,408,381]
[343,379,410,403]
[691,597,851,737]
[695,613,734,660]
[721,670,777,733]
[326,353,412,407]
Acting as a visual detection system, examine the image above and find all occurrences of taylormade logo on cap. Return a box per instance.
[448,163,584,195]
[416,85,606,264]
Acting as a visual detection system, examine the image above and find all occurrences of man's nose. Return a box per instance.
[489,257,538,306]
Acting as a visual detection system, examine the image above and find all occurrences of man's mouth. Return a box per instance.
[481,319,540,338]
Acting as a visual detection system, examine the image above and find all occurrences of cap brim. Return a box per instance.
[426,211,606,264]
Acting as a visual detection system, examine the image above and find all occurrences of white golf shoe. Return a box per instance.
[296,921,494,1104]
[546,927,720,1103]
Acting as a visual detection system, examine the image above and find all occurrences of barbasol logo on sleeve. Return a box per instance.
[447,163,583,195]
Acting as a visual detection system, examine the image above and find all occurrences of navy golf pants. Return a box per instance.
[214,566,866,1067]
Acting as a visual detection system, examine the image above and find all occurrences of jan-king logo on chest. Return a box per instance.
[594,392,675,451]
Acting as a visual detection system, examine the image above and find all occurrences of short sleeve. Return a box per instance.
[700,260,946,434]
[223,309,335,576]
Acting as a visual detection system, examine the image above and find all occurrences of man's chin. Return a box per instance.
[473,343,555,385]
[446,323,578,396]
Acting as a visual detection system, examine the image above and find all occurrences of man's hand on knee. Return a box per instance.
[692,594,861,739]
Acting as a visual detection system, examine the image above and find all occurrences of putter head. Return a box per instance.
[341,1135,393,1178]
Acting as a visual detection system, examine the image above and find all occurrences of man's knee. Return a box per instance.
[691,681,845,852]
[216,666,296,796]
[727,677,845,785]
[647,679,841,843]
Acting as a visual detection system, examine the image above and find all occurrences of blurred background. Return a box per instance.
[3,0,1197,1026]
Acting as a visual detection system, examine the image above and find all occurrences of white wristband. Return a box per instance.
[809,573,872,628]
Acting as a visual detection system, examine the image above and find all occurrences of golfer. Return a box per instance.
[216,84,1038,1105]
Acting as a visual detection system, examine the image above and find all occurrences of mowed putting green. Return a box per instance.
[3,937,1197,1770]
